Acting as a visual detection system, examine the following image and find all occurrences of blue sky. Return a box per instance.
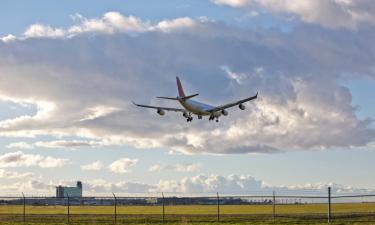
[0,0,374,195]
[0,0,292,36]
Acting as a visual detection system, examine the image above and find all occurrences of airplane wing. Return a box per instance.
[132,101,185,112]
[206,92,258,113]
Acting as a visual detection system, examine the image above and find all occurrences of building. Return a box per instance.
[56,181,82,198]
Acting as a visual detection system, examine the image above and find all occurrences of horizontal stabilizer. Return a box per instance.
[156,93,199,101]
[181,93,199,100]
[156,96,179,100]
[132,101,185,112]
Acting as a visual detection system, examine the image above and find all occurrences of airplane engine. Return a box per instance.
[221,109,228,116]
[239,104,245,110]
[182,112,189,118]
[157,109,165,116]
[213,111,221,117]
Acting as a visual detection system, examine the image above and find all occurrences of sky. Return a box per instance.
[0,0,375,196]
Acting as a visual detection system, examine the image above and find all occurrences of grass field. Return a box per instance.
[0,203,374,224]
[1,203,375,214]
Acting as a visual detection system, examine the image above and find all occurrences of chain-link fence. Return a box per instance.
[0,188,375,224]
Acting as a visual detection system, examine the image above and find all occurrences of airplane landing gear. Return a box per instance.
[208,115,219,122]
[186,112,193,122]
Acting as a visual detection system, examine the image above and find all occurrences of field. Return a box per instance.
[0,203,375,224]
[1,203,375,214]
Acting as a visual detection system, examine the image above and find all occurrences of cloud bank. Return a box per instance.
[2,174,373,196]
[0,11,374,155]
[20,12,197,39]
[0,151,68,168]
[211,0,375,29]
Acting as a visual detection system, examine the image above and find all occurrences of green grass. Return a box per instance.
[0,203,374,224]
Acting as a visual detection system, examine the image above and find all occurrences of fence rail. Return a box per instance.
[0,187,375,224]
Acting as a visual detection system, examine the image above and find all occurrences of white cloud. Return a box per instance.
[79,106,120,122]
[153,174,264,193]
[177,163,201,172]
[81,161,103,171]
[152,174,375,195]
[154,17,196,32]
[20,12,198,40]
[24,24,66,38]
[0,180,55,194]
[149,162,201,172]
[0,169,33,179]
[0,151,68,168]
[0,34,16,43]
[211,0,375,29]
[0,174,373,195]
[148,164,163,172]
[35,140,101,149]
[108,158,138,173]
[221,65,248,84]
[212,0,251,8]
[6,140,103,150]
[0,97,56,136]
[68,12,148,35]
[85,179,151,193]
[6,142,34,149]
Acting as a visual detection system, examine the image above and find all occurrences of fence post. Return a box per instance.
[22,192,25,223]
[162,192,165,223]
[113,193,117,224]
[216,192,220,223]
[328,187,331,223]
[272,191,276,223]
[67,194,70,224]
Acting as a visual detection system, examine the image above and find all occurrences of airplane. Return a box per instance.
[133,77,258,122]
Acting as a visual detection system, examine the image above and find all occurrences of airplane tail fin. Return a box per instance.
[176,76,186,97]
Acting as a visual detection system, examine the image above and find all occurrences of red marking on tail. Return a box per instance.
[176,76,185,97]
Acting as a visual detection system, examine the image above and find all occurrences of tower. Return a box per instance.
[77,181,82,189]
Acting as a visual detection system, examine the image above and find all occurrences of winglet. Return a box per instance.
[251,92,258,101]
[176,76,186,97]
[132,101,139,106]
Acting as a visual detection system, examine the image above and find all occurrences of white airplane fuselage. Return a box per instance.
[178,99,221,117]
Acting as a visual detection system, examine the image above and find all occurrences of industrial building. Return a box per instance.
[56,181,82,198]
